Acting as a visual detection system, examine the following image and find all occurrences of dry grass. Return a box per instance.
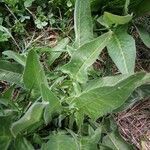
[116,99,150,150]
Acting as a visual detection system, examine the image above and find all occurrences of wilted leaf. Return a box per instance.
[107,26,136,74]
[62,31,112,83]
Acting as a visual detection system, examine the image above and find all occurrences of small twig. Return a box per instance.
[5,4,18,21]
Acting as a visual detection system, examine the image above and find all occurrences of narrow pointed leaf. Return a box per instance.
[107,26,136,74]
[48,38,69,65]
[137,26,150,48]
[103,12,132,26]
[0,60,23,85]
[62,31,112,83]
[40,84,61,124]
[3,50,26,67]
[70,73,147,120]
[74,0,93,48]
[11,102,47,137]
[23,49,48,89]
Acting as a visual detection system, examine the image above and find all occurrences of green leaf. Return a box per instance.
[12,137,34,150]
[48,38,69,65]
[0,60,23,74]
[0,137,11,150]
[0,31,10,42]
[124,0,130,14]
[40,84,61,124]
[107,26,136,74]
[23,49,48,90]
[103,12,132,27]
[0,60,23,85]
[3,50,26,66]
[0,85,14,106]
[80,137,99,150]
[11,102,47,137]
[0,25,11,42]
[74,0,93,48]
[41,133,78,150]
[24,0,35,7]
[61,31,112,83]
[52,38,70,52]
[84,74,131,91]
[137,26,150,48]
[0,116,12,150]
[80,127,102,150]
[70,73,147,121]
[135,0,150,16]
[101,130,134,150]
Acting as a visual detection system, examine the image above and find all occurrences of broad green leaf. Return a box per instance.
[103,12,132,26]
[12,137,34,150]
[115,84,150,112]
[11,102,47,137]
[137,26,150,48]
[40,84,61,124]
[41,133,78,150]
[0,70,22,86]
[61,31,112,83]
[107,26,136,74]
[74,0,93,48]
[23,49,48,90]
[0,60,23,74]
[101,130,134,150]
[84,74,131,92]
[70,73,147,120]
[3,50,26,66]
[0,60,23,85]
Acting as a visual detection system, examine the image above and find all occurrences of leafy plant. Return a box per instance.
[0,0,150,149]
